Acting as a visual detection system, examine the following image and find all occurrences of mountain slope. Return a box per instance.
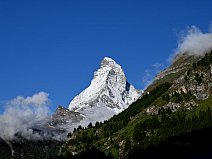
[60,50,212,158]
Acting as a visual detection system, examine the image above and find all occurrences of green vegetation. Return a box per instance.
[192,50,212,69]
[162,90,194,103]
[132,104,212,152]
[60,82,173,157]
[6,51,212,159]
[147,69,187,92]
[60,50,212,158]
[0,139,63,159]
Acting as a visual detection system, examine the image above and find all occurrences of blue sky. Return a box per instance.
[0,0,212,112]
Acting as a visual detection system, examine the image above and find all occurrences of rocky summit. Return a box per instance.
[68,57,141,125]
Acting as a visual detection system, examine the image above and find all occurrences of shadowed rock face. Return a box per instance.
[50,106,84,127]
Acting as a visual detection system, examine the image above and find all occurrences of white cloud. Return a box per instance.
[174,25,212,56]
[0,92,56,141]
[8,92,49,107]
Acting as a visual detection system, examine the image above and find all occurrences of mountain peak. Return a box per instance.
[103,56,114,62]
[100,57,120,68]
[68,57,141,125]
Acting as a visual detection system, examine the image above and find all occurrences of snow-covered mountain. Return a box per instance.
[68,57,141,124]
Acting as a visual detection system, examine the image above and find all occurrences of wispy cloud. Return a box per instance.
[172,25,212,58]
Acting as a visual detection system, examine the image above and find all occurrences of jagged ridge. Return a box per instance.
[68,57,141,124]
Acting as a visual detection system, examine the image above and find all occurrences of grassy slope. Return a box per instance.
[61,51,212,158]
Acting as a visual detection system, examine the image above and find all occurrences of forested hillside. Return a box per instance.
[0,138,63,159]
[58,50,212,158]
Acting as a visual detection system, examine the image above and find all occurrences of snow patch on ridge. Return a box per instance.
[68,57,141,124]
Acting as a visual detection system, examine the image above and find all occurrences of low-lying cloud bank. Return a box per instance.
[0,92,66,141]
[175,25,212,56]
